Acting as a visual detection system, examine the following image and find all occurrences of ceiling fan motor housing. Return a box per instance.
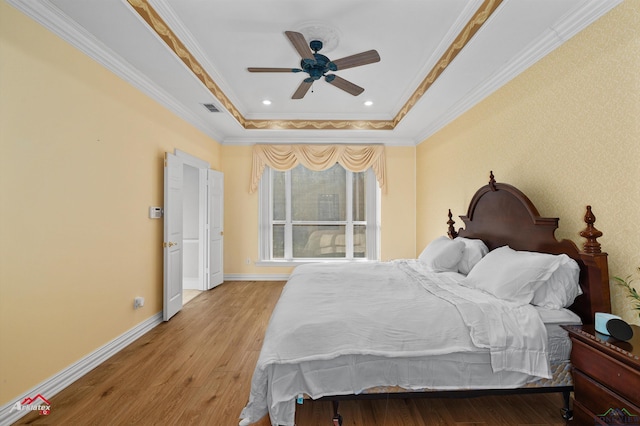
[300,41,338,81]
[310,39,323,52]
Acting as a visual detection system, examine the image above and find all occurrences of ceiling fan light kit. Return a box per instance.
[248,30,380,99]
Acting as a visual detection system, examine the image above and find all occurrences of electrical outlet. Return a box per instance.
[134,296,145,309]
[245,257,251,265]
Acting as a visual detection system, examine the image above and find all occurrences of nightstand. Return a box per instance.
[562,324,640,425]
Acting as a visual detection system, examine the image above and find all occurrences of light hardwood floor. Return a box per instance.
[17,281,569,426]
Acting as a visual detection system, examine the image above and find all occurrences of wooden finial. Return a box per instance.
[489,171,497,191]
[579,205,603,254]
[447,209,458,239]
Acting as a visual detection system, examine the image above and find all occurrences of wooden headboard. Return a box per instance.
[446,172,610,325]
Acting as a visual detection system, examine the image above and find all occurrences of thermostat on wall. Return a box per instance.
[149,206,163,219]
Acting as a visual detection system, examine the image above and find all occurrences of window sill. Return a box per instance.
[255,258,377,267]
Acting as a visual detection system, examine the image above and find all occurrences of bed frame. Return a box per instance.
[321,171,611,426]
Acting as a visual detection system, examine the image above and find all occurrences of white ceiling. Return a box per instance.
[7,0,621,146]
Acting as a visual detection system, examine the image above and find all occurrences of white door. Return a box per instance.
[163,152,183,321]
[208,170,224,288]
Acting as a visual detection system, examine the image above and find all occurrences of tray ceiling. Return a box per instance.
[7,0,621,145]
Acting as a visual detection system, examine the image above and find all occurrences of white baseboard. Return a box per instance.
[224,273,290,281]
[0,312,163,426]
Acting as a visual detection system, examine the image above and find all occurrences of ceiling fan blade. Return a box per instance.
[247,67,301,73]
[285,31,314,61]
[326,75,364,96]
[332,50,380,71]
[292,80,313,99]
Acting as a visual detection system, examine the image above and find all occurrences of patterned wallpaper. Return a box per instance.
[416,1,640,324]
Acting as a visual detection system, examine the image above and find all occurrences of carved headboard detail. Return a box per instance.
[447,172,610,324]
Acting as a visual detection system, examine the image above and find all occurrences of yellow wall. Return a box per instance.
[380,146,417,260]
[221,145,416,275]
[416,1,640,325]
[0,3,221,405]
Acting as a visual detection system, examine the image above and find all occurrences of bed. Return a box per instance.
[240,172,611,426]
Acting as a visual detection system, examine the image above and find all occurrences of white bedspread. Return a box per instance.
[239,260,550,426]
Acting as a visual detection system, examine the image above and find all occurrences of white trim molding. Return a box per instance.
[4,0,224,143]
[224,273,290,281]
[0,312,162,426]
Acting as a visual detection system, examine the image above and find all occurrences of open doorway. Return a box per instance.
[182,163,204,304]
[163,149,224,320]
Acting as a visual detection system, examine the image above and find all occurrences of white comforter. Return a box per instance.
[240,260,550,426]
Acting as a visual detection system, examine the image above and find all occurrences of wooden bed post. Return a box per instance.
[447,209,458,239]
[578,206,611,323]
[580,206,603,254]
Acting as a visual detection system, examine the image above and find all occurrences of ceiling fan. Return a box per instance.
[248,31,380,99]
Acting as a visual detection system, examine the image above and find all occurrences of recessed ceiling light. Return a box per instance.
[262,100,272,105]
[364,101,373,106]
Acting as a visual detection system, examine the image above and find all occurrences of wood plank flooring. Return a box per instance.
[16,281,569,426]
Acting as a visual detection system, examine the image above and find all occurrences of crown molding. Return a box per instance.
[415,0,622,144]
[221,135,416,147]
[6,0,224,142]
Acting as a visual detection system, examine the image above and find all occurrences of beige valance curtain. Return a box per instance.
[250,144,386,193]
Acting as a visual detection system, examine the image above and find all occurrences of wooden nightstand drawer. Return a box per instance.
[573,370,640,416]
[571,339,640,406]
[571,400,596,426]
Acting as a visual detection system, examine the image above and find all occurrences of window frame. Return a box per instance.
[257,165,380,265]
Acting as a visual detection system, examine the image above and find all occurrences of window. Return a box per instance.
[259,163,380,263]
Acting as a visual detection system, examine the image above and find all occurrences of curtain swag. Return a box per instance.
[249,144,387,193]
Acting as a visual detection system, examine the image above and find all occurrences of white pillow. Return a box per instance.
[418,236,465,272]
[462,246,566,304]
[454,237,489,275]
[531,255,583,309]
